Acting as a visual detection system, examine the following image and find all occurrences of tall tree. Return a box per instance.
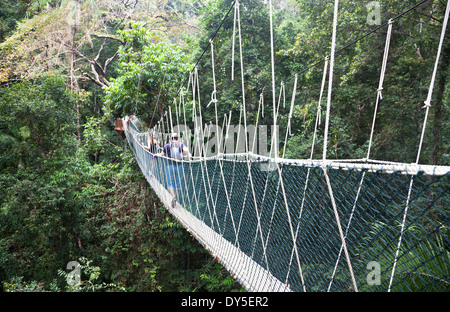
[103,23,191,126]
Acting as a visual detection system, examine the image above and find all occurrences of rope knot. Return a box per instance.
[321,160,331,172]
[377,87,383,99]
[317,105,322,125]
[207,90,218,107]
[259,93,265,117]
[422,100,431,109]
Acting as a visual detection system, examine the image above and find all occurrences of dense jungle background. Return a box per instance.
[0,0,448,292]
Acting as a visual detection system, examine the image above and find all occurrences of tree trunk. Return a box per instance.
[432,31,450,165]
[70,23,82,145]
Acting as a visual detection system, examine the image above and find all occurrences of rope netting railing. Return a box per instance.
[121,0,450,292]
[124,120,449,292]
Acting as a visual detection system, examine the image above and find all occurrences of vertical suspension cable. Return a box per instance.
[165,111,170,140]
[415,0,449,165]
[277,74,308,288]
[320,0,358,292]
[250,84,280,257]
[237,0,249,154]
[286,59,327,284]
[255,0,282,227]
[194,66,220,230]
[312,57,328,159]
[389,0,450,292]
[231,0,271,276]
[283,76,298,157]
[210,38,239,243]
[286,76,297,136]
[169,105,174,134]
[269,0,307,291]
[269,0,277,155]
[182,86,201,218]
[231,0,238,82]
[322,0,339,160]
[329,19,394,292]
[367,19,393,159]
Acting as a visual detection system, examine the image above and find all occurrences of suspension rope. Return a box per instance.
[238,0,270,271]
[415,0,449,165]
[269,0,277,155]
[279,74,308,291]
[175,0,236,99]
[285,60,327,285]
[323,166,359,291]
[210,38,239,243]
[237,0,249,154]
[196,66,223,231]
[259,80,289,246]
[232,0,238,82]
[181,87,202,217]
[311,56,328,159]
[251,85,279,257]
[280,0,430,88]
[284,75,298,154]
[388,0,450,292]
[322,0,339,161]
[366,19,393,160]
[320,0,359,292]
[260,92,265,117]
[328,18,395,291]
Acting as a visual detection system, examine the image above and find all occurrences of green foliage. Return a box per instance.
[0,76,77,171]
[1,0,448,293]
[197,262,244,292]
[279,0,450,164]
[0,0,240,294]
[357,220,450,292]
[0,75,239,291]
[193,0,274,127]
[0,0,28,43]
[82,116,108,158]
[57,257,124,292]
[103,22,192,126]
[2,276,57,292]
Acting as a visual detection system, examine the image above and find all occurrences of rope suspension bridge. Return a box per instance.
[122,0,449,292]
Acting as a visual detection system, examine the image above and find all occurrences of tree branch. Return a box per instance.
[91,33,125,45]
[168,7,202,31]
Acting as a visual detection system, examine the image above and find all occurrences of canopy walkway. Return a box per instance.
[123,0,449,292]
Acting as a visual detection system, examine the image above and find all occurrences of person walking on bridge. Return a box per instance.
[154,133,190,208]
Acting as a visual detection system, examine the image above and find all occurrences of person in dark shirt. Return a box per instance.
[154,133,190,208]
[147,134,159,154]
[146,133,159,177]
